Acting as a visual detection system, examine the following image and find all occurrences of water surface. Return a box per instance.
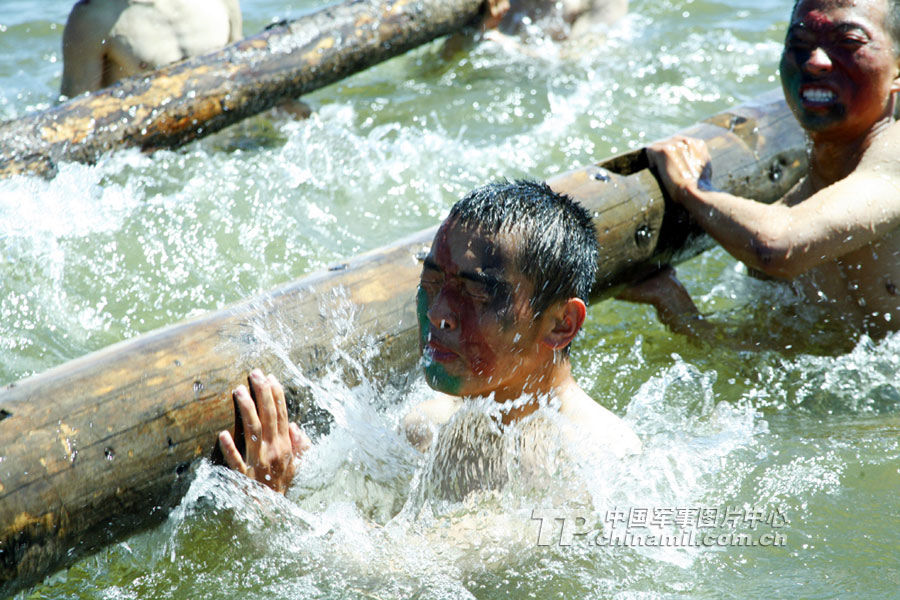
[2,0,898,598]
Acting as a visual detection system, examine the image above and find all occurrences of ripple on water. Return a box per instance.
[4,0,895,597]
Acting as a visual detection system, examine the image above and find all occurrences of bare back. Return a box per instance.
[61,0,242,96]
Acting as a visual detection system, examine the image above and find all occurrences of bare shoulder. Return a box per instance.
[557,387,641,457]
[65,0,122,30]
[859,120,900,174]
[828,121,900,218]
[402,394,462,452]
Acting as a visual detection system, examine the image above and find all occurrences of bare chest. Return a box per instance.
[798,227,900,334]
[838,227,900,331]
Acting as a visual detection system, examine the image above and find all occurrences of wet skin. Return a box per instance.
[61,0,243,97]
[417,287,462,395]
[416,220,554,401]
[780,0,900,141]
[633,0,900,339]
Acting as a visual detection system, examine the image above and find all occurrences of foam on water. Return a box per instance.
[6,0,899,597]
[17,292,770,598]
[764,333,900,415]
[0,0,785,387]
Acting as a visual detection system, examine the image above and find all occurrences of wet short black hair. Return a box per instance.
[446,179,598,316]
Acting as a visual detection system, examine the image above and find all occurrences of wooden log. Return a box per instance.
[0,0,487,179]
[0,227,434,596]
[550,89,807,294]
[0,92,806,596]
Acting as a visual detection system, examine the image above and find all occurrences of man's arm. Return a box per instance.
[615,266,714,338]
[481,0,511,31]
[60,0,109,96]
[647,134,900,279]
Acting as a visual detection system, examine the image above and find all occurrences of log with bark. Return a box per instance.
[0,92,806,596]
[550,90,806,291]
[0,0,489,179]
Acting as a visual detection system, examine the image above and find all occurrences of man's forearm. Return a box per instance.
[677,184,796,278]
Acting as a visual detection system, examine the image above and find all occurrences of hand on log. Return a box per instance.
[615,266,709,338]
[646,135,714,205]
[218,369,310,494]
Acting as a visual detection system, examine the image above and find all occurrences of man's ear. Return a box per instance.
[541,298,587,350]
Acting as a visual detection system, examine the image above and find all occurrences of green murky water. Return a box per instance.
[2,0,899,598]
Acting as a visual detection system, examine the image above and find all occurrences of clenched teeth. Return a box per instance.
[802,88,835,103]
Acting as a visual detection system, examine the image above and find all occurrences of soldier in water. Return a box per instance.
[217,181,641,497]
[621,0,900,342]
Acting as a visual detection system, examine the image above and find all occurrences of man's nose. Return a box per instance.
[427,286,458,332]
[804,47,833,75]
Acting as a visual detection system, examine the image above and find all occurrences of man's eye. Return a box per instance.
[420,273,443,288]
[838,36,866,49]
[462,282,491,301]
[786,34,812,50]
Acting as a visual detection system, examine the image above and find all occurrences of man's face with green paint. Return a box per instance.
[416,219,548,399]
[780,0,900,139]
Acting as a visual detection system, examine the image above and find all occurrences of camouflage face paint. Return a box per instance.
[781,0,898,136]
[417,285,462,395]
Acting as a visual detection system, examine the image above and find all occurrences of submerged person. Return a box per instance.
[497,0,628,40]
[61,0,243,97]
[441,0,627,59]
[217,180,641,496]
[621,0,900,341]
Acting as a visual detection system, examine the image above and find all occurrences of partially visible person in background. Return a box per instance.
[446,0,628,59]
[60,0,242,97]
[496,0,627,40]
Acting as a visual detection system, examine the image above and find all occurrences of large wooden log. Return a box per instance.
[0,0,487,179]
[550,90,806,293]
[0,92,806,596]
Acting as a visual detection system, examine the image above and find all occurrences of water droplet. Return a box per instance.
[769,160,783,182]
[592,169,610,182]
[634,225,653,247]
